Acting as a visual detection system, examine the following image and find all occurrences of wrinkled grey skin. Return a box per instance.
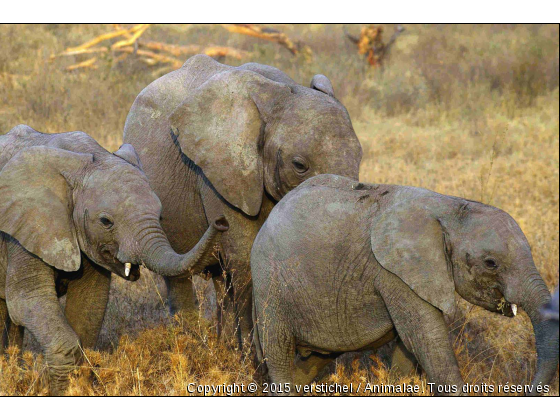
[0,125,228,395]
[123,55,362,343]
[541,288,559,321]
[252,174,557,396]
[534,288,559,395]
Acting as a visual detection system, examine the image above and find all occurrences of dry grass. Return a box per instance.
[0,24,558,395]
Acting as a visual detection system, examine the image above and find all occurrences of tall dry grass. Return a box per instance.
[0,24,558,395]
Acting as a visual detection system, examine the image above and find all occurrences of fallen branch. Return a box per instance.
[65,24,148,53]
[52,24,250,73]
[111,24,151,50]
[138,41,249,61]
[221,24,311,58]
[201,45,248,60]
[56,47,110,57]
[118,47,184,68]
[66,57,98,71]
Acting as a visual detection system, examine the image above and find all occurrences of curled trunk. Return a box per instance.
[520,277,559,395]
[138,216,229,277]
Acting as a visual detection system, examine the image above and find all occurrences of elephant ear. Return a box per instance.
[310,74,335,97]
[370,201,456,316]
[114,143,143,170]
[169,70,291,216]
[0,146,93,272]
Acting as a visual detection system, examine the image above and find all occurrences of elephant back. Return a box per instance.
[123,55,229,144]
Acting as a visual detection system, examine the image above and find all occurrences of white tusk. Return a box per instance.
[124,263,132,277]
[511,304,517,316]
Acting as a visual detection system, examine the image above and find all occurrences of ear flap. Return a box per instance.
[114,143,143,170]
[310,74,335,97]
[371,202,456,316]
[170,70,291,216]
[0,146,93,272]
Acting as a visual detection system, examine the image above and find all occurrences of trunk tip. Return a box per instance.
[213,215,229,232]
[541,288,559,321]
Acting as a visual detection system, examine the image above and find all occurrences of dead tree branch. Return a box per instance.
[51,24,250,73]
[221,24,312,58]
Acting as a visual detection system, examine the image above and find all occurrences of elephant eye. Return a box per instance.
[292,157,309,174]
[99,216,114,229]
[484,258,498,270]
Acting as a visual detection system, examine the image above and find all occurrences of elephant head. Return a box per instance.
[169,69,363,216]
[371,192,557,393]
[0,138,228,280]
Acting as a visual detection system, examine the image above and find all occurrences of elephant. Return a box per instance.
[541,288,559,322]
[123,54,363,344]
[537,287,559,389]
[251,174,558,395]
[0,125,228,395]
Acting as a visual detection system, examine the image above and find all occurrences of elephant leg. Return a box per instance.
[164,273,196,317]
[210,259,252,348]
[1,298,8,353]
[6,244,82,395]
[390,337,420,377]
[1,299,10,353]
[202,191,275,350]
[262,328,296,395]
[254,295,296,395]
[232,267,254,351]
[374,270,464,395]
[293,352,338,388]
[7,323,24,352]
[1,300,24,354]
[64,258,111,349]
[212,274,233,338]
[166,269,232,337]
[192,273,217,323]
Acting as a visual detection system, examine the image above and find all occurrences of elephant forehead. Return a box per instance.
[466,210,528,254]
[83,170,160,209]
[281,102,352,135]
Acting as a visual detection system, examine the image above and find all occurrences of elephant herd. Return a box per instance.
[0,54,558,396]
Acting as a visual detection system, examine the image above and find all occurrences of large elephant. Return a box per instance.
[251,174,558,395]
[123,55,363,343]
[0,125,228,395]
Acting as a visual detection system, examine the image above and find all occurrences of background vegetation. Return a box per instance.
[0,23,558,395]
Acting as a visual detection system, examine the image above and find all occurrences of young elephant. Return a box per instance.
[124,55,363,344]
[0,125,228,395]
[251,174,557,396]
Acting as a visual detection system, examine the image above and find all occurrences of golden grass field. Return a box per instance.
[0,24,558,395]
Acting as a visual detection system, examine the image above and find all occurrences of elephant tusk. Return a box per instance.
[124,263,132,277]
[511,303,517,316]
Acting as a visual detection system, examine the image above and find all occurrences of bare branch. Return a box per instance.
[221,24,311,58]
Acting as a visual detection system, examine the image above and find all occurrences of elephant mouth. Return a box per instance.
[115,260,141,282]
[496,296,517,318]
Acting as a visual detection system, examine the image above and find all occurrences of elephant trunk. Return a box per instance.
[136,216,229,277]
[518,276,558,395]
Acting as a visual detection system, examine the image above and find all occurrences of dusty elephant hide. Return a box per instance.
[251,174,558,396]
[0,125,228,395]
[123,54,363,344]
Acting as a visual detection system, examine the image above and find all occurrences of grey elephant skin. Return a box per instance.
[251,174,558,396]
[123,55,362,341]
[0,125,228,395]
[538,287,559,386]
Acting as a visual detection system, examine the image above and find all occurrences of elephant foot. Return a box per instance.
[45,343,83,395]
